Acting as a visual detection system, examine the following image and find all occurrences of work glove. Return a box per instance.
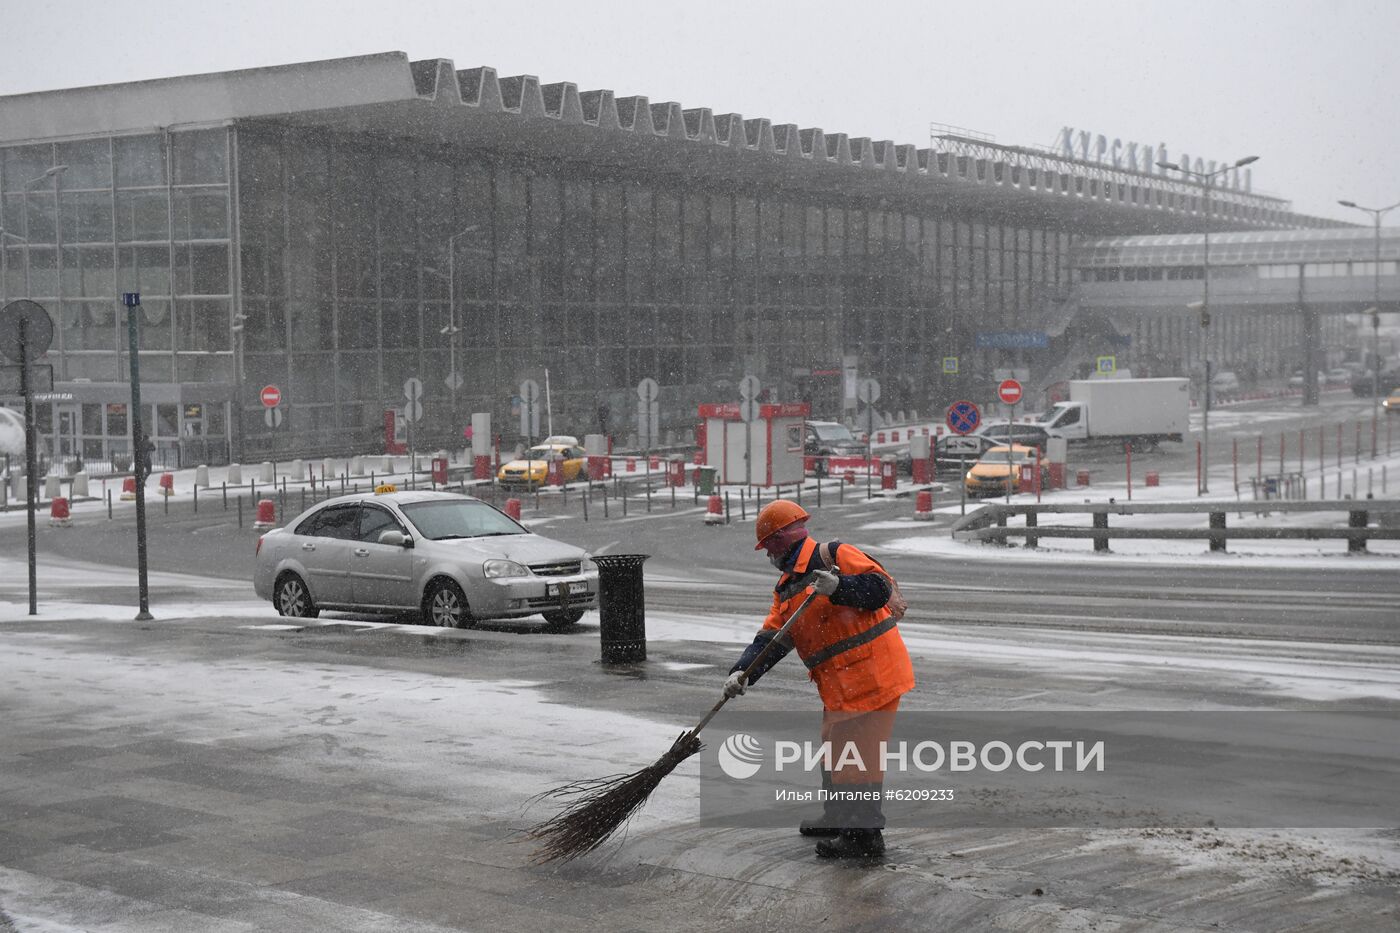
[808,569,839,596]
[723,671,748,698]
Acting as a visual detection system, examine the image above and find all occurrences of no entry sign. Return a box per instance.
[260,385,282,408]
[997,379,1023,405]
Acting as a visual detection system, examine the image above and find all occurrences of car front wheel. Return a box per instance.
[424,578,472,628]
[542,608,585,629]
[274,573,319,619]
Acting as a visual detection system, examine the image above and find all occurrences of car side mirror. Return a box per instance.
[378,530,413,548]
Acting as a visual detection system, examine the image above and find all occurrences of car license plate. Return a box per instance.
[547,581,573,598]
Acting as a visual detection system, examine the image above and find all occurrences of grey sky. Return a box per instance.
[3,0,1394,223]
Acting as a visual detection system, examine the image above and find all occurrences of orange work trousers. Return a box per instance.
[820,696,901,786]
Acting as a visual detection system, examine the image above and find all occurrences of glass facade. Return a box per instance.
[234,125,1071,456]
[1,129,233,467]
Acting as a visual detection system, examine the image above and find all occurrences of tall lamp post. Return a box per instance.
[1337,198,1398,460]
[229,312,248,463]
[444,226,479,433]
[1157,155,1259,494]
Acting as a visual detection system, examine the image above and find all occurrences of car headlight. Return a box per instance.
[483,559,530,579]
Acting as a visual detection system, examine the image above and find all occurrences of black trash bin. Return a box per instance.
[592,554,650,663]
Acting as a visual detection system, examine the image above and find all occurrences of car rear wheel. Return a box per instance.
[424,578,472,628]
[542,608,585,629]
[274,573,319,619]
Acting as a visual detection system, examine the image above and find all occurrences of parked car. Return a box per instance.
[253,490,598,628]
[805,420,866,475]
[1209,370,1241,395]
[975,422,1051,453]
[496,442,587,489]
[963,444,1048,498]
[1325,368,1353,386]
[1384,387,1400,414]
[1288,370,1326,389]
[1352,370,1400,396]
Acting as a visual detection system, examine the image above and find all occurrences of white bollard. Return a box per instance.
[227,463,242,485]
[261,461,275,484]
[292,459,305,481]
[383,456,396,474]
[72,472,90,498]
[44,475,60,500]
[321,459,334,482]
[352,456,365,476]
[195,465,210,488]
[13,474,26,502]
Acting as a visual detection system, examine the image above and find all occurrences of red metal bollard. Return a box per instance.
[881,459,897,491]
[844,470,856,486]
[504,498,522,520]
[49,496,72,526]
[914,489,934,520]
[1047,463,1065,489]
[159,473,174,496]
[704,494,725,525]
[120,476,137,500]
[546,458,564,486]
[474,455,492,480]
[253,498,277,529]
[1145,471,1160,487]
[912,458,931,485]
[1076,469,1091,487]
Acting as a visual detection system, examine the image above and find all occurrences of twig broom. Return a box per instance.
[527,591,819,862]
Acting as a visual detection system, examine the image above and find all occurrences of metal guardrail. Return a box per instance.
[951,499,1400,554]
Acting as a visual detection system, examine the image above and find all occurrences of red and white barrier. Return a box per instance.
[49,497,72,527]
[253,498,277,529]
[914,490,935,521]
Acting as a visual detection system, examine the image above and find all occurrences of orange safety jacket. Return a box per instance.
[758,537,915,712]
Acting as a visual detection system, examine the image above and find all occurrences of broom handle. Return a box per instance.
[686,590,821,739]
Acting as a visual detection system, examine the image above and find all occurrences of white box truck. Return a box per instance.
[1033,378,1189,448]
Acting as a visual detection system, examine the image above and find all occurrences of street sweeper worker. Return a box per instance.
[722,498,914,859]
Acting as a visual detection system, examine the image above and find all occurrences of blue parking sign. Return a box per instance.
[946,400,981,436]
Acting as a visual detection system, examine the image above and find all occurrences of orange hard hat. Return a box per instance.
[754,499,811,549]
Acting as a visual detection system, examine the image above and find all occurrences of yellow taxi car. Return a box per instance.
[964,444,1045,498]
[496,438,588,489]
[1384,387,1400,415]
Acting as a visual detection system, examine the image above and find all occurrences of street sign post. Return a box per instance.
[996,380,1023,504]
[857,379,880,499]
[0,299,55,617]
[403,377,423,401]
[737,376,759,486]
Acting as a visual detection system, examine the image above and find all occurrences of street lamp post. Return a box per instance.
[445,226,479,434]
[1337,198,1398,460]
[1157,155,1259,494]
[230,312,248,463]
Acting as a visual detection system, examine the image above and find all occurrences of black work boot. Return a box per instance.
[798,767,839,837]
[815,829,886,859]
[814,782,886,859]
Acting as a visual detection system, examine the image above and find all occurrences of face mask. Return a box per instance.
[768,551,785,570]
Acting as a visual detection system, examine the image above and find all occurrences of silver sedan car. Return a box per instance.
[253,490,598,628]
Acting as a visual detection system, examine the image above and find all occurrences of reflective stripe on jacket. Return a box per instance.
[762,537,915,712]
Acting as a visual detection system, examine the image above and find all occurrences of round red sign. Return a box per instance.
[260,385,281,408]
[997,379,1023,405]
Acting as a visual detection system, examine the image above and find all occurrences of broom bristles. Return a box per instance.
[527,730,704,863]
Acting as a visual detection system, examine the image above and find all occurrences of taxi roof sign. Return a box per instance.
[374,483,398,494]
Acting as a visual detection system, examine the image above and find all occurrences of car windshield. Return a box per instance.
[980,447,1035,464]
[813,423,857,443]
[399,499,528,540]
[522,446,560,459]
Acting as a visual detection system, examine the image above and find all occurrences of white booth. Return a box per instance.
[699,402,808,487]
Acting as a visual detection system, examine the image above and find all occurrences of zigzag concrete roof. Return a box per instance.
[0,51,1333,234]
